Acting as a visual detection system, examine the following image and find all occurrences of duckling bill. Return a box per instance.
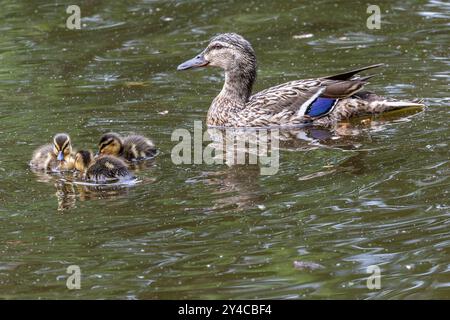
[178,33,425,127]
[75,150,133,182]
[30,133,75,171]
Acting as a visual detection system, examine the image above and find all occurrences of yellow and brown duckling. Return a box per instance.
[74,150,133,182]
[97,133,157,161]
[30,133,75,171]
[177,33,425,127]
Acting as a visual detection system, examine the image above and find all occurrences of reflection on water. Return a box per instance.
[54,180,77,211]
[206,107,424,165]
[195,165,265,212]
[35,119,394,212]
[32,169,139,211]
[56,180,136,211]
[0,0,448,299]
[31,157,158,211]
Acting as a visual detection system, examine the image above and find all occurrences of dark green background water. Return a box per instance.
[0,0,448,299]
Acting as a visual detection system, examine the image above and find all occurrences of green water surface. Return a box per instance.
[0,0,449,299]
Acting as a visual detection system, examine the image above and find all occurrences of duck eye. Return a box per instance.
[211,44,224,50]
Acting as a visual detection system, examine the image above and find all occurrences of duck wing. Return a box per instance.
[247,64,383,118]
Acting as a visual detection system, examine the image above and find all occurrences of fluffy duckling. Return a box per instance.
[74,150,133,182]
[97,133,157,161]
[30,133,75,171]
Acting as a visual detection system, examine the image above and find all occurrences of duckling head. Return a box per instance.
[98,133,124,157]
[178,33,257,100]
[53,133,72,163]
[74,150,93,172]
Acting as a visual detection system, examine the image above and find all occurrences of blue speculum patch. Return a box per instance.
[306,97,338,117]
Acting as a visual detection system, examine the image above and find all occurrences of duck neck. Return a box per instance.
[208,62,256,126]
[220,61,256,103]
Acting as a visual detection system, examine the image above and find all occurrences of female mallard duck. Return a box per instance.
[74,150,133,182]
[30,133,75,171]
[97,133,157,161]
[177,33,424,127]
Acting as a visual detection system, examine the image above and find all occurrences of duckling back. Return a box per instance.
[30,144,55,170]
[86,155,133,182]
[122,135,157,161]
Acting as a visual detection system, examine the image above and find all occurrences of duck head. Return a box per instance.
[178,33,256,71]
[53,133,72,163]
[178,33,257,101]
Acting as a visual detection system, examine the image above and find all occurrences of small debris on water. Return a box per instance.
[292,34,314,40]
[124,81,147,88]
[161,16,174,22]
[293,260,325,271]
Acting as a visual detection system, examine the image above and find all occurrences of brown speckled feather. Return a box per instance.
[178,33,424,127]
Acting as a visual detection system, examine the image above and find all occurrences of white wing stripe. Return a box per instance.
[296,87,325,117]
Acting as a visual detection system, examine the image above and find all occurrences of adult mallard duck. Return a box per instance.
[97,133,157,162]
[177,33,424,127]
[74,150,133,182]
[30,133,75,171]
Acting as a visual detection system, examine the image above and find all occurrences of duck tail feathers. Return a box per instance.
[323,64,384,81]
[383,100,425,109]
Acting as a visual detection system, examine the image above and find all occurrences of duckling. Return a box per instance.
[30,133,75,171]
[97,133,157,161]
[74,150,133,182]
[177,33,425,127]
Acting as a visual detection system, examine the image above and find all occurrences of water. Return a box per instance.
[0,0,448,299]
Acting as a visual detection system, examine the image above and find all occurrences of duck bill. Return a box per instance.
[57,151,65,162]
[177,53,209,71]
